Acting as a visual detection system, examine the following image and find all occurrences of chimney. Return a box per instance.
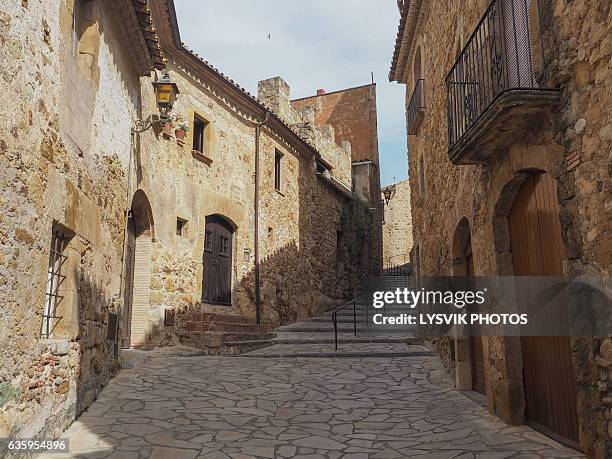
[316,89,326,96]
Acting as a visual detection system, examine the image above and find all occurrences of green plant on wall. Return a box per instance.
[341,194,372,261]
[0,381,20,408]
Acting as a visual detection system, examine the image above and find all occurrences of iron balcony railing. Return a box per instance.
[406,79,425,134]
[446,0,548,151]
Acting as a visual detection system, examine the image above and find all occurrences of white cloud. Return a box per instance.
[175,0,408,185]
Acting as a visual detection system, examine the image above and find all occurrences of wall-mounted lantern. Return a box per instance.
[382,185,396,206]
[152,72,180,120]
[133,70,180,133]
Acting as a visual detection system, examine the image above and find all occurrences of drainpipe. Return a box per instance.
[254,111,270,325]
[119,129,136,299]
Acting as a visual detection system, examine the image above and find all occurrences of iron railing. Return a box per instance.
[383,262,412,277]
[406,79,425,134]
[446,0,547,150]
[330,296,361,350]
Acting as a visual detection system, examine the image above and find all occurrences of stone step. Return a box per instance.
[185,321,270,335]
[241,343,431,358]
[241,349,433,358]
[271,333,422,345]
[178,311,257,325]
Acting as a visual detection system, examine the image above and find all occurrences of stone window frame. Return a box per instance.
[176,217,188,237]
[40,222,81,341]
[274,149,284,194]
[186,107,215,165]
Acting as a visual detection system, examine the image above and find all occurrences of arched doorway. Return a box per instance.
[122,190,154,348]
[451,218,485,395]
[202,215,235,305]
[508,172,578,446]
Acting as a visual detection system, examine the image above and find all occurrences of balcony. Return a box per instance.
[407,79,425,135]
[446,0,559,164]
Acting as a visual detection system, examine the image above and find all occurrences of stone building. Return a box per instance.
[0,0,375,442]
[0,0,165,441]
[292,84,384,276]
[381,180,413,267]
[391,0,611,456]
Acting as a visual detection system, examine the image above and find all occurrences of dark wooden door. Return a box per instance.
[509,173,579,447]
[202,216,233,305]
[121,212,136,348]
[465,234,486,394]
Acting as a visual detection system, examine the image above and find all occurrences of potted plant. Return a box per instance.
[175,118,189,142]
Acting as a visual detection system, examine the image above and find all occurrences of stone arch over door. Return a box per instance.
[202,214,237,306]
[125,189,154,348]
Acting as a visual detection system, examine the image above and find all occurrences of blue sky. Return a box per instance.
[175,1,408,186]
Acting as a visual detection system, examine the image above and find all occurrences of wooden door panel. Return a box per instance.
[470,335,486,395]
[509,173,579,446]
[122,214,136,348]
[202,218,233,305]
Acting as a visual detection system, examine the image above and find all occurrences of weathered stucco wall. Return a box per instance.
[382,180,413,266]
[399,0,611,455]
[0,0,143,440]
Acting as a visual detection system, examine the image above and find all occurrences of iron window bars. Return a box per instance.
[41,230,68,338]
[446,0,547,151]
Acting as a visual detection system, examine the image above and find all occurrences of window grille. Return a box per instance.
[41,230,68,338]
[71,0,80,57]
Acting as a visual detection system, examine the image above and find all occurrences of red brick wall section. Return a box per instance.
[291,84,379,164]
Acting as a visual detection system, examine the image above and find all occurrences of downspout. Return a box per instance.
[119,129,135,300]
[254,111,270,325]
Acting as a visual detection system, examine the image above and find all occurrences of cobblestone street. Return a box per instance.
[40,342,583,459]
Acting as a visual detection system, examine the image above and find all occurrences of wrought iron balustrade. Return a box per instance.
[446,0,553,158]
[407,79,425,135]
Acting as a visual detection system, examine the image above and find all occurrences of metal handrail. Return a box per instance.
[330,296,361,350]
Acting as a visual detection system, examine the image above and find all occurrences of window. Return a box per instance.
[42,228,70,338]
[193,115,209,153]
[274,150,283,192]
[418,156,425,197]
[219,235,230,257]
[204,230,213,253]
[176,218,187,237]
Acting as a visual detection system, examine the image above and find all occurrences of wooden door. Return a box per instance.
[465,234,486,394]
[509,173,579,447]
[121,212,136,348]
[202,216,233,305]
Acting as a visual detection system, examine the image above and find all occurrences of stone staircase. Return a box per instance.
[177,311,275,355]
[240,274,430,358]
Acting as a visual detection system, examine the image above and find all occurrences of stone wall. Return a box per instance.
[0,0,146,441]
[382,180,413,266]
[396,0,611,455]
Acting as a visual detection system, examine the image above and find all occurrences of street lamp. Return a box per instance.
[133,71,180,133]
[382,185,395,206]
[152,72,180,120]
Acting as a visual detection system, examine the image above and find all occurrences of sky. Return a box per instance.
[175,0,408,187]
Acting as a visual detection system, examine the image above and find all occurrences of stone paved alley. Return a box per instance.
[39,314,584,459]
